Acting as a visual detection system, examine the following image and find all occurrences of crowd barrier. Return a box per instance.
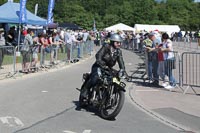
[0,46,16,78]
[143,51,181,85]
[141,50,200,94]
[0,40,93,80]
[181,52,200,94]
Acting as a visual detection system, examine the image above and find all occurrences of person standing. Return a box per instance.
[159,33,176,89]
[198,30,200,46]
[21,29,33,73]
[0,28,5,69]
[64,30,73,61]
[157,43,166,87]
[146,32,161,86]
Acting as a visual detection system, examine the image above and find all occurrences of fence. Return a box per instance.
[0,46,16,79]
[0,40,93,80]
[181,52,200,94]
[143,51,181,84]
[142,50,200,95]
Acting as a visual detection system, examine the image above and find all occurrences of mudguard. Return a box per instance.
[114,82,126,92]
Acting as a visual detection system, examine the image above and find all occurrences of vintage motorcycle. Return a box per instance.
[78,68,127,120]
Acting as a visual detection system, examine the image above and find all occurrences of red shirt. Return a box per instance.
[158,44,164,61]
[22,30,27,36]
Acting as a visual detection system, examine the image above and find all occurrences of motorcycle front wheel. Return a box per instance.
[100,89,125,120]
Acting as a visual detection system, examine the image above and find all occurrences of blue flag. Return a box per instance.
[47,0,55,24]
[19,0,27,23]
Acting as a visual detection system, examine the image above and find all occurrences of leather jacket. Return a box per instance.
[94,44,125,70]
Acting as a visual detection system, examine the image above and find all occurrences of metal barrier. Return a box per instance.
[0,45,15,79]
[139,49,200,94]
[181,52,200,94]
[143,50,181,86]
[0,40,93,80]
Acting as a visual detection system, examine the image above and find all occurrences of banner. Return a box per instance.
[35,3,38,15]
[47,0,55,24]
[19,0,27,23]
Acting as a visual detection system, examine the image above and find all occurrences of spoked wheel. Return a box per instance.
[100,90,125,120]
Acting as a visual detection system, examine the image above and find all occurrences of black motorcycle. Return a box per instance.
[78,68,127,120]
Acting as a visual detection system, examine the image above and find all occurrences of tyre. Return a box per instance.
[100,89,125,120]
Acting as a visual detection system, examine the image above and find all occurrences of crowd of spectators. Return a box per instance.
[0,24,200,78]
[0,25,102,74]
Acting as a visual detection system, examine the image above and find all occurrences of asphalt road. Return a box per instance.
[0,48,181,133]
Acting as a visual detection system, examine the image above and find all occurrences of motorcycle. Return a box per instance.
[78,68,127,120]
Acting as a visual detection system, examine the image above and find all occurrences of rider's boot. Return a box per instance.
[81,79,92,99]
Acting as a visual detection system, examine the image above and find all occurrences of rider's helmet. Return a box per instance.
[109,33,123,48]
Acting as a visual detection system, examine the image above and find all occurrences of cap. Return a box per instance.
[148,32,156,37]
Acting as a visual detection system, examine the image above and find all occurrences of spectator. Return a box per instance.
[184,31,190,43]
[82,29,89,55]
[157,42,166,87]
[7,26,17,46]
[64,30,73,61]
[159,33,176,89]
[39,33,49,66]
[31,35,40,70]
[177,30,182,42]
[146,32,161,86]
[198,30,200,46]
[88,31,95,55]
[0,28,5,69]
[22,27,28,36]
[48,32,59,65]
[21,29,33,73]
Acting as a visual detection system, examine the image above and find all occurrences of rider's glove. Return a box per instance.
[118,69,125,78]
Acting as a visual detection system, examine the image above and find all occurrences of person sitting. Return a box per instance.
[80,33,126,99]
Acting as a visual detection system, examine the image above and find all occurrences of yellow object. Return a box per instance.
[105,39,110,44]
[143,38,152,47]
[113,77,120,84]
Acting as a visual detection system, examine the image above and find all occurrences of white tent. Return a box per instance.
[105,23,135,32]
[134,24,180,33]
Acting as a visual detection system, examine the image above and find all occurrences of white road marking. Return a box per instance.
[41,91,48,93]
[83,130,92,133]
[63,130,92,133]
[63,131,76,133]
[0,116,24,127]
[136,90,160,92]
[14,117,24,127]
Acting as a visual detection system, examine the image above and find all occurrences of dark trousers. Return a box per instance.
[152,59,159,82]
[81,64,100,97]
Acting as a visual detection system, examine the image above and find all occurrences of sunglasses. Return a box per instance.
[115,41,121,44]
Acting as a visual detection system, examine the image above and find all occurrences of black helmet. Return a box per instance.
[110,33,123,42]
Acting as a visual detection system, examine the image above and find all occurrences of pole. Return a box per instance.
[17,24,21,52]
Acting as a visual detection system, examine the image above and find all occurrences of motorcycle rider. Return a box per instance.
[80,33,126,101]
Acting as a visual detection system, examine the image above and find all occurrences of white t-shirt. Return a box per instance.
[0,33,5,46]
[163,39,174,60]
